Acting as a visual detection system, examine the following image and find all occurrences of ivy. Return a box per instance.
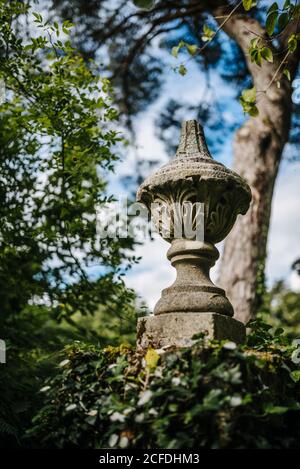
[28,321,300,449]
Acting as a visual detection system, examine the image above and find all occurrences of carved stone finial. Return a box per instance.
[175,120,211,159]
[136,120,252,348]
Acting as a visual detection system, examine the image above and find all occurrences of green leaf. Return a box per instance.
[242,86,256,103]
[32,12,42,23]
[171,41,186,58]
[249,44,260,64]
[266,11,278,36]
[203,24,213,35]
[133,0,155,9]
[171,46,180,58]
[278,13,289,31]
[63,20,74,29]
[283,68,291,81]
[290,370,300,383]
[250,37,260,48]
[261,47,273,63]
[186,44,198,56]
[264,405,290,414]
[202,24,215,42]
[145,348,160,370]
[248,105,259,117]
[243,0,254,11]
[240,87,258,116]
[288,35,298,52]
[256,50,262,66]
[268,2,279,14]
[202,389,223,411]
[178,64,187,76]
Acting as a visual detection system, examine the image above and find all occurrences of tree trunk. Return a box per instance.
[219,97,292,324]
[212,8,298,324]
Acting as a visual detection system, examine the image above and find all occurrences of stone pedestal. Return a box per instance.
[154,239,233,317]
[136,120,251,349]
[137,313,245,349]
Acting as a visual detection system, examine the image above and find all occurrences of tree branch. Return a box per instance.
[212,5,280,93]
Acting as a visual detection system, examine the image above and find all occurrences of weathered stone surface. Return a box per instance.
[137,120,251,244]
[137,313,246,349]
[135,120,251,347]
[154,238,233,317]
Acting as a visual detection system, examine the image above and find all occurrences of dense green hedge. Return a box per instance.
[28,319,300,449]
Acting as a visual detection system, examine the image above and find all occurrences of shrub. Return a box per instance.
[28,319,300,449]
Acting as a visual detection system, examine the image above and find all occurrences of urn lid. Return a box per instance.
[137,120,251,216]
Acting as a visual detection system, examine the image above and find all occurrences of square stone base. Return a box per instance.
[137,312,245,349]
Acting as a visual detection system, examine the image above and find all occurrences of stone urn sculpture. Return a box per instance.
[136,120,251,348]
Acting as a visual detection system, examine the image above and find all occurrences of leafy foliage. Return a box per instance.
[51,0,300,156]
[0,306,74,448]
[0,301,138,448]
[0,0,138,447]
[28,322,300,449]
[168,0,300,116]
[0,0,136,322]
[259,281,300,339]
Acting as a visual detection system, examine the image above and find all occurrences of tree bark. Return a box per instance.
[219,98,291,324]
[213,9,299,324]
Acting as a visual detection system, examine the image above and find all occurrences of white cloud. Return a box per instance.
[126,237,176,310]
[289,271,300,292]
[126,234,221,310]
[134,112,167,163]
[266,161,300,288]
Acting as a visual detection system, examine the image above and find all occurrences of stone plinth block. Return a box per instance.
[137,313,245,349]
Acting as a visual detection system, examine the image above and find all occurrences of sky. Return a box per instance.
[111,62,300,311]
